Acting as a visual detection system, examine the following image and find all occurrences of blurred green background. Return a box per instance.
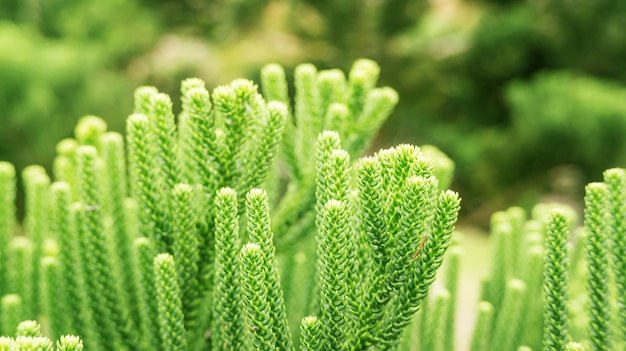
[1,0,625,225]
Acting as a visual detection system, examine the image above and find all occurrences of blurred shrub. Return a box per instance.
[0,23,132,172]
[504,72,626,183]
[0,0,159,171]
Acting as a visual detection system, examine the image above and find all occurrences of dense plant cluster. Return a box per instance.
[1,57,626,351]
[0,60,464,350]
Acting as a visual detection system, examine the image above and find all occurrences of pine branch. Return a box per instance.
[315,130,344,222]
[602,168,626,344]
[443,246,462,351]
[492,279,527,351]
[323,103,349,143]
[76,146,133,350]
[318,200,352,351]
[356,156,388,270]
[384,175,438,295]
[149,92,180,198]
[345,87,398,156]
[67,203,101,351]
[52,139,79,195]
[300,316,323,351]
[317,69,347,134]
[15,320,41,337]
[133,86,159,115]
[246,189,294,351]
[566,342,585,351]
[183,83,220,214]
[520,244,545,350]
[583,183,611,351]
[294,64,321,178]
[74,116,107,150]
[40,256,65,341]
[486,212,515,315]
[260,63,299,183]
[178,78,208,185]
[240,243,278,350]
[133,237,161,351]
[126,113,168,252]
[21,165,50,317]
[171,183,201,329]
[154,253,187,351]
[57,335,84,351]
[543,209,572,351]
[420,289,451,351]
[470,301,494,351]
[213,80,259,185]
[99,131,133,285]
[0,162,16,298]
[6,237,33,321]
[346,59,380,123]
[238,101,287,195]
[51,183,82,335]
[213,188,244,351]
[375,190,460,348]
[0,295,23,336]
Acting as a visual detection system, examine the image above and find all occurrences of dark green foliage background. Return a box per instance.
[1,0,625,220]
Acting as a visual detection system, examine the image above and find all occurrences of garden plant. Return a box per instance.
[0,59,624,351]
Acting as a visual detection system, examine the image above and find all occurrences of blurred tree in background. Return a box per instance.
[1,0,625,222]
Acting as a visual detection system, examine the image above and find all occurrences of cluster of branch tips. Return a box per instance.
[0,59,460,351]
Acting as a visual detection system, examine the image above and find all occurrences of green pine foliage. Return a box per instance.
[2,57,625,351]
[584,183,611,350]
[4,59,459,350]
[0,320,81,351]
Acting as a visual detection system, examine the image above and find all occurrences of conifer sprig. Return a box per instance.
[133,237,161,351]
[171,183,201,330]
[239,101,287,194]
[213,188,244,351]
[40,256,65,341]
[603,168,626,343]
[0,294,22,336]
[375,189,460,348]
[294,64,321,178]
[51,183,83,335]
[300,316,323,351]
[76,146,132,351]
[149,93,180,194]
[492,279,527,351]
[0,162,16,296]
[240,243,277,350]
[543,209,572,351]
[99,132,134,297]
[213,80,259,184]
[318,200,352,351]
[260,64,298,182]
[245,189,293,351]
[126,113,167,251]
[470,301,494,351]
[443,245,462,351]
[182,83,220,204]
[57,335,84,351]
[22,165,50,317]
[356,156,388,269]
[0,59,462,351]
[154,253,187,351]
[6,237,33,322]
[584,183,611,350]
